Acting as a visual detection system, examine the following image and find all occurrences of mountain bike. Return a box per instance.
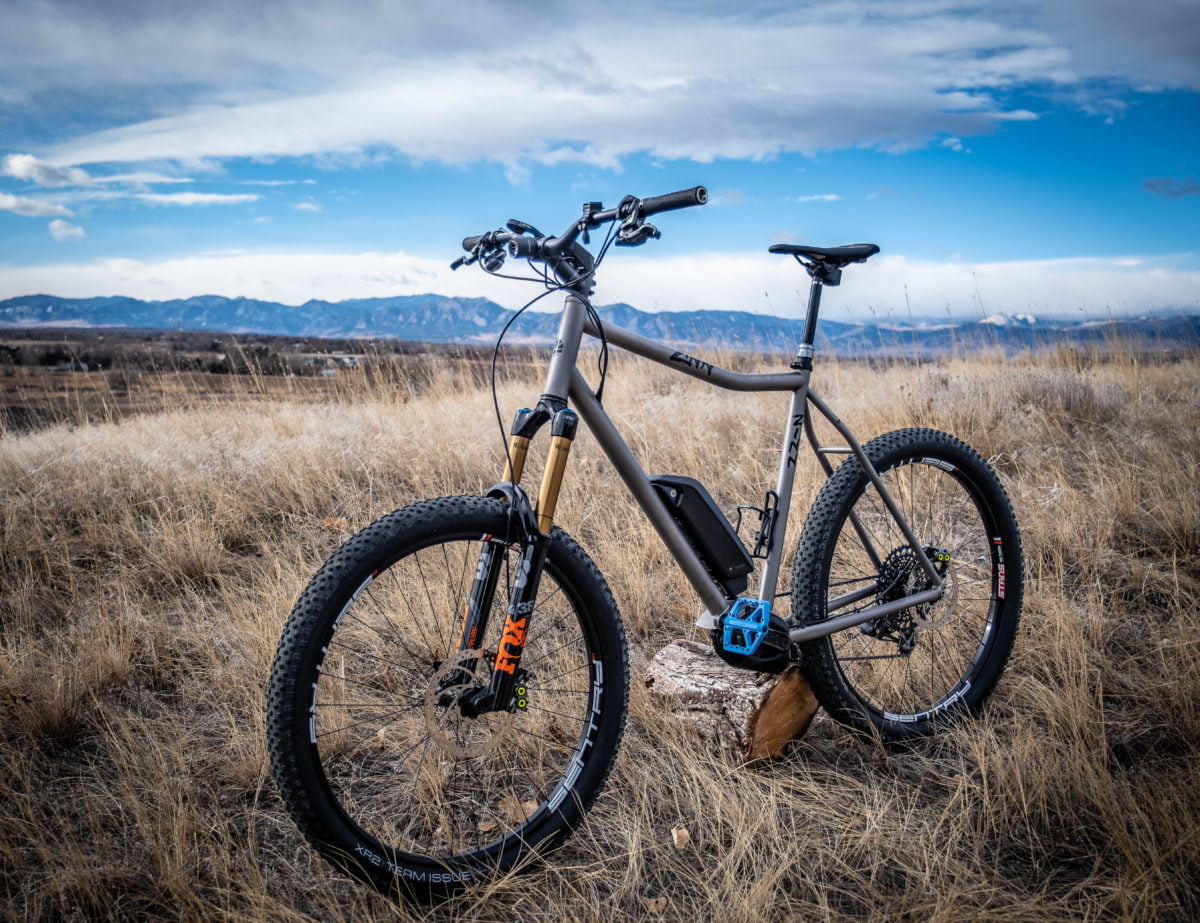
[266,186,1023,897]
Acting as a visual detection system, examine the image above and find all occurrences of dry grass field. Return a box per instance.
[1,340,1198,921]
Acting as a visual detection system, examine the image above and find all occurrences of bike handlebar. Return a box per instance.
[641,185,709,216]
[582,185,708,226]
[452,185,708,281]
[460,230,515,253]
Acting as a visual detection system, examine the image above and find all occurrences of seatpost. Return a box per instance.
[791,276,823,372]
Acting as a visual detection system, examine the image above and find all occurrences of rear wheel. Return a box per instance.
[793,429,1022,744]
[267,496,628,897]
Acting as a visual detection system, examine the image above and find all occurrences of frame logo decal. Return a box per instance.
[669,350,714,377]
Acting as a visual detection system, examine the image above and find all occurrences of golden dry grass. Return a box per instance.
[2,343,1198,920]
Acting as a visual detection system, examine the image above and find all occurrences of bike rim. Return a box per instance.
[307,532,602,866]
[825,460,1002,723]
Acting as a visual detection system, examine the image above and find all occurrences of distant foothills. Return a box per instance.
[1,293,1198,357]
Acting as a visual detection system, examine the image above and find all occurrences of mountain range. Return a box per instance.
[1,293,1197,357]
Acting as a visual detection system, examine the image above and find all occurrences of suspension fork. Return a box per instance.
[456,403,579,716]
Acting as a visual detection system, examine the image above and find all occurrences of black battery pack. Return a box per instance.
[650,474,754,598]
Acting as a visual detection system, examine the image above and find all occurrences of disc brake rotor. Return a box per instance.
[870,546,957,640]
[915,565,957,630]
[915,547,957,630]
[423,649,514,758]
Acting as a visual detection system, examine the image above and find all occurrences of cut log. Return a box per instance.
[644,640,819,760]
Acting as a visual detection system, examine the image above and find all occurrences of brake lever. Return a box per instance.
[615,222,660,246]
[506,218,543,237]
[452,228,507,270]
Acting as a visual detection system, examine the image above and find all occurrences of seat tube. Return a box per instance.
[758,384,808,603]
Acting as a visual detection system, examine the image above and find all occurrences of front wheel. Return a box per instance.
[266,496,629,897]
[792,428,1023,744]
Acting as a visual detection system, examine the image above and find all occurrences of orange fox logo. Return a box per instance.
[494,615,528,674]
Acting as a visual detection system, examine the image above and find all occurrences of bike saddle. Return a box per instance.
[768,243,880,266]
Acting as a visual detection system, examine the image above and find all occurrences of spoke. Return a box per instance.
[316,700,423,710]
[335,719,429,773]
[317,708,419,743]
[518,634,586,673]
[326,637,430,684]
[520,702,586,724]
[335,607,414,665]
[411,547,456,659]
[330,668,418,695]
[527,683,590,696]
[439,538,473,654]
[506,723,579,755]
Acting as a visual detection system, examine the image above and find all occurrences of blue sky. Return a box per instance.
[1,0,1197,320]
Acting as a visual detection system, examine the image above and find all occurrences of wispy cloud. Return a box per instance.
[134,192,258,206]
[292,200,321,212]
[0,191,73,217]
[2,153,91,187]
[48,219,85,241]
[1143,176,1200,199]
[96,172,194,186]
[1,154,198,191]
[795,194,840,203]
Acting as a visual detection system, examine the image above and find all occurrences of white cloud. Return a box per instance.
[48,219,85,241]
[0,251,491,307]
[1028,0,1200,89]
[1,153,91,187]
[5,2,1195,176]
[28,2,1183,171]
[134,192,258,206]
[0,191,73,217]
[795,195,840,203]
[293,201,321,212]
[95,172,194,185]
[0,248,1194,319]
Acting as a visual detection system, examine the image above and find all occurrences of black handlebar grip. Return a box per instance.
[641,186,708,216]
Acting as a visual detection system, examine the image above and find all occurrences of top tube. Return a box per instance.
[580,314,806,393]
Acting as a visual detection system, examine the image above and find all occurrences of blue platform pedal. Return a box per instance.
[722,598,773,656]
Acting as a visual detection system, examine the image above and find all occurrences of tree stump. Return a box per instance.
[644,640,819,760]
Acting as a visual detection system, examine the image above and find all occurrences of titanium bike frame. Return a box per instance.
[543,291,946,644]
[461,267,946,714]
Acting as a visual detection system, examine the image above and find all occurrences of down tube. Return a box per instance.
[567,367,730,618]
